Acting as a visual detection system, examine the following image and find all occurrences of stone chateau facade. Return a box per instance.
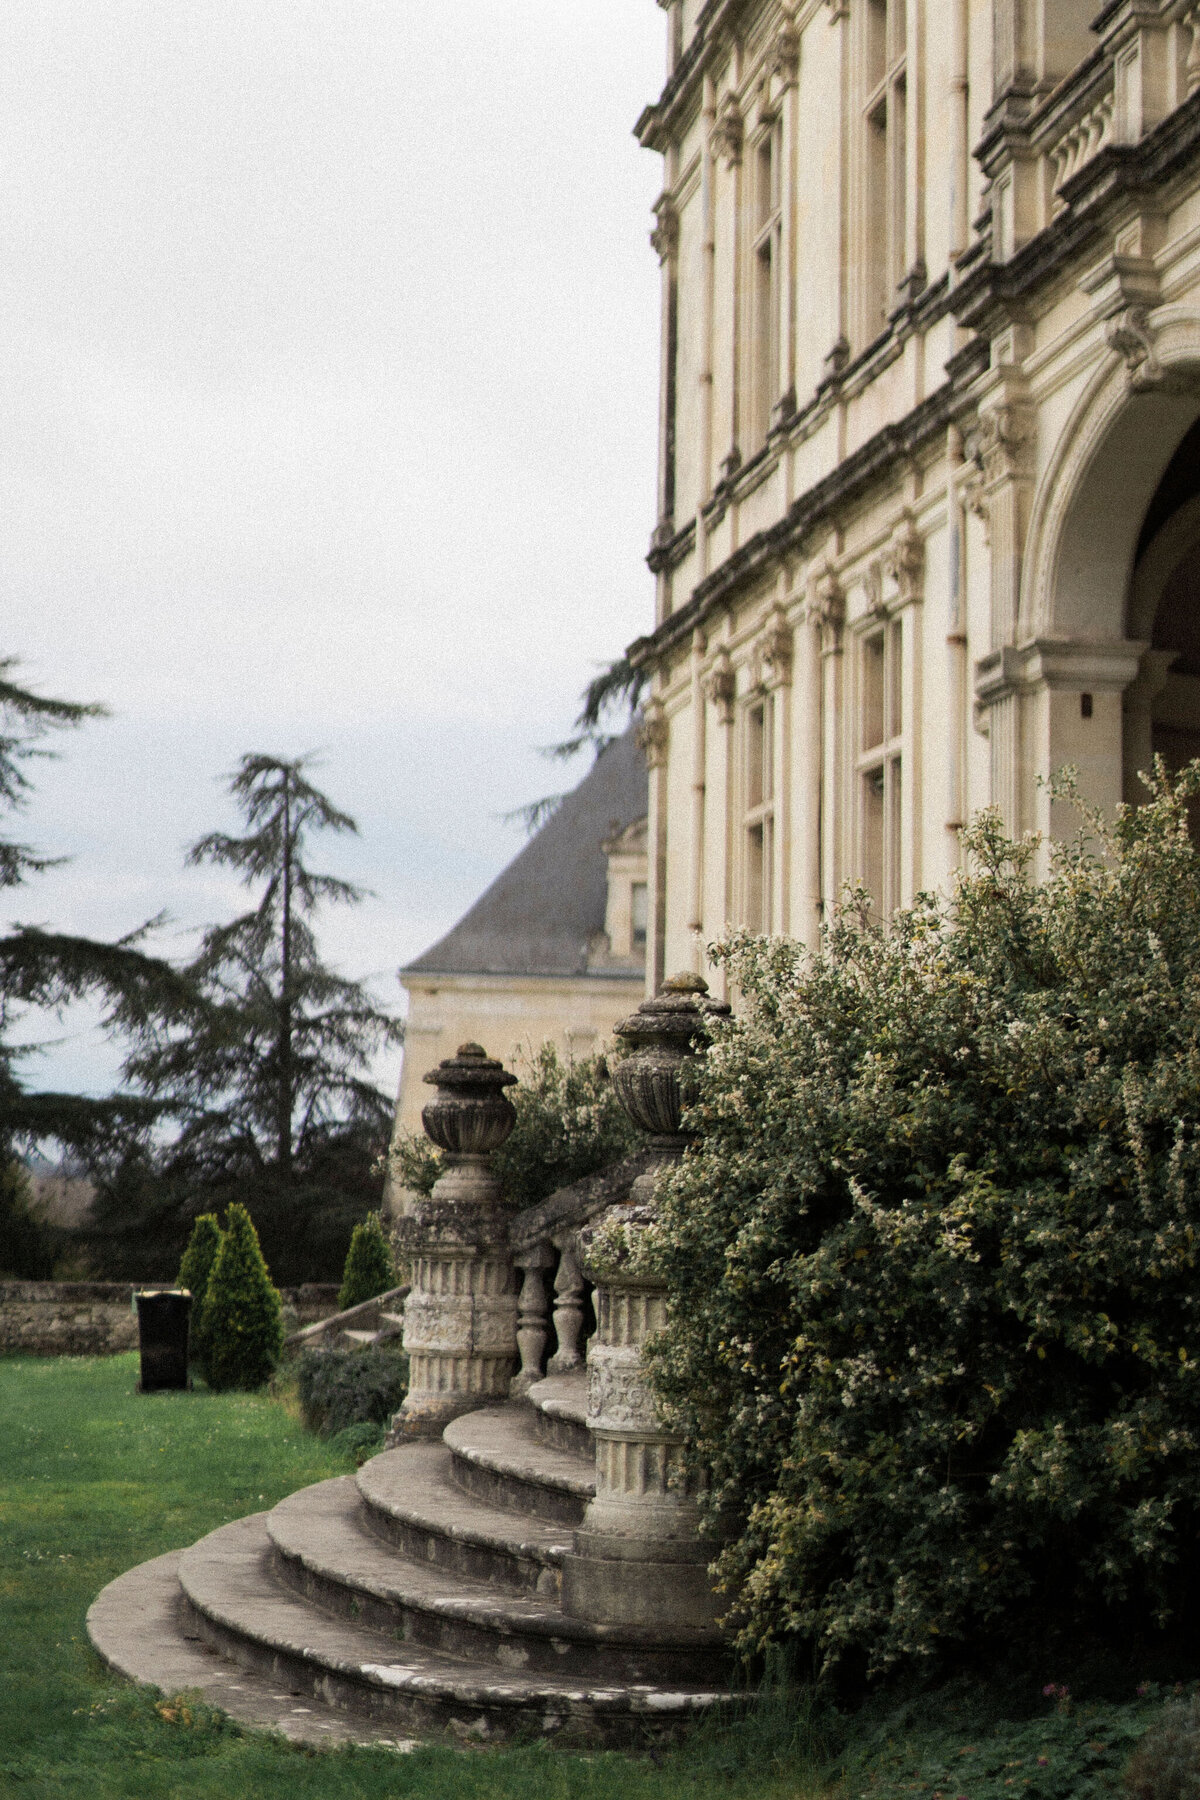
[633,0,1200,990]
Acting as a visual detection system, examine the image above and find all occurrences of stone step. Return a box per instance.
[357,1443,572,1594]
[443,1405,594,1527]
[178,1512,730,1747]
[86,1548,418,1749]
[526,1372,590,1457]
[267,1474,729,1686]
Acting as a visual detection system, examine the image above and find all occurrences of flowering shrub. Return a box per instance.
[648,768,1200,1680]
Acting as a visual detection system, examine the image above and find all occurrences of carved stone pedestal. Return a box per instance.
[562,1199,717,1630]
[561,973,730,1632]
[389,1044,519,1440]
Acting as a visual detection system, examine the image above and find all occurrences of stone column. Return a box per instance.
[561,973,730,1631]
[389,1044,518,1440]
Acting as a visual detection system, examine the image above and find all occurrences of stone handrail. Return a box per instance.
[507,1150,657,1396]
[283,1283,411,1353]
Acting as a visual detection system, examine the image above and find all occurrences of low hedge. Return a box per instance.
[294,1344,408,1445]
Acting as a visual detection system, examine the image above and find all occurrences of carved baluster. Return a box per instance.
[547,1237,585,1374]
[510,1242,554,1397]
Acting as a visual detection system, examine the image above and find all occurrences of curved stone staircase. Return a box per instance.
[88,1371,732,1749]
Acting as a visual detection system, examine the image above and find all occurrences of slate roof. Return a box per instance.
[404,727,647,980]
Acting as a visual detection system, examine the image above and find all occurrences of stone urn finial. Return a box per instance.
[421,1042,517,1162]
[610,971,731,1153]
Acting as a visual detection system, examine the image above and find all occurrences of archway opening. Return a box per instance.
[1125,417,1200,820]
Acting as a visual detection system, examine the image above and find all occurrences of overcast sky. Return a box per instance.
[1,2,666,1102]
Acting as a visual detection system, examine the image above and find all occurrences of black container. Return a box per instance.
[135,1289,192,1392]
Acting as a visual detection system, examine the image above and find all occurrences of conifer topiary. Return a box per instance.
[201,1203,283,1391]
[337,1212,395,1311]
[176,1212,221,1376]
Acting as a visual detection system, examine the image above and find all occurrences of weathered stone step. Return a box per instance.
[444,1405,594,1527]
[357,1443,572,1594]
[86,1548,417,1749]
[527,1373,590,1457]
[267,1475,729,1686]
[178,1513,729,1747]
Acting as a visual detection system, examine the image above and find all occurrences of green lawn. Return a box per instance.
[0,1352,1173,1800]
[0,1353,829,1799]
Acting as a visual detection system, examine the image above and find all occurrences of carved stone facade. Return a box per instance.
[633,0,1200,981]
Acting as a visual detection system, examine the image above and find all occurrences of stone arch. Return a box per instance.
[1001,308,1200,839]
[1021,327,1200,647]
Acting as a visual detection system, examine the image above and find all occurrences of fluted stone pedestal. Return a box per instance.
[389,1045,519,1441]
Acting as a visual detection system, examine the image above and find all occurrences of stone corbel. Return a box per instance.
[705,647,736,724]
[753,604,794,690]
[1080,242,1163,390]
[1105,306,1163,389]
[885,517,925,609]
[863,558,887,620]
[972,400,1035,489]
[650,191,679,264]
[769,16,801,86]
[810,565,845,651]
[637,699,669,769]
[712,92,744,166]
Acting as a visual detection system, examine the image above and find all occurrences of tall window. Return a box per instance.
[744,694,776,932]
[750,122,782,443]
[857,621,902,919]
[863,0,907,335]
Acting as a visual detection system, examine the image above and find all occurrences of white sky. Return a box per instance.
[1,2,666,1101]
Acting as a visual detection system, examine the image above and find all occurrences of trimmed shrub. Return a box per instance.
[175,1212,221,1376]
[294,1344,408,1439]
[201,1203,283,1391]
[337,1212,394,1311]
[643,767,1200,1684]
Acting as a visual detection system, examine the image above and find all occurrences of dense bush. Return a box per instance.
[201,1202,283,1391]
[337,1212,394,1310]
[388,1042,640,1209]
[644,768,1200,1683]
[1125,1693,1200,1800]
[294,1344,408,1441]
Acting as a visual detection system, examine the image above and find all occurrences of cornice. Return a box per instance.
[647,272,957,577]
[630,351,988,670]
[635,0,759,151]
[955,87,1200,332]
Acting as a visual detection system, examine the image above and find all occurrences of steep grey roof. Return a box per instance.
[405,728,646,979]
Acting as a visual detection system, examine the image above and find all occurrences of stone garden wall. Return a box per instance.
[0,1281,339,1356]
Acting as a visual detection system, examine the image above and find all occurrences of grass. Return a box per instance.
[0,1352,828,1798]
[0,1352,1175,1799]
